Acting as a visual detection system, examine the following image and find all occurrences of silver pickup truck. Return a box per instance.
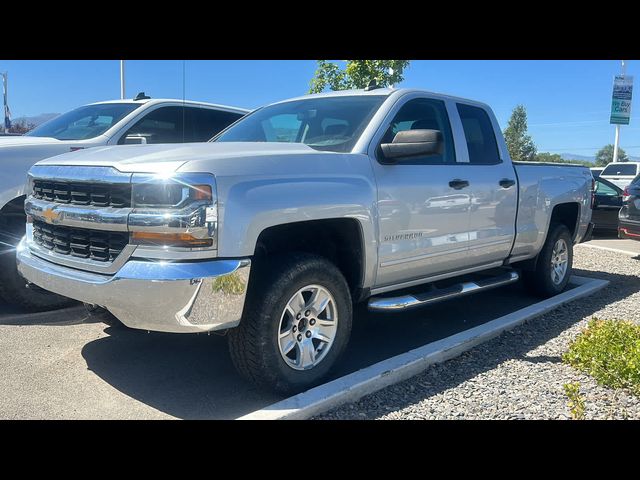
[16,88,594,393]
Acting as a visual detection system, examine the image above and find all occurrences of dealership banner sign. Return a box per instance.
[610,75,634,125]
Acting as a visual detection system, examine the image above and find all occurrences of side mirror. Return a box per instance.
[380,129,442,161]
[123,135,148,145]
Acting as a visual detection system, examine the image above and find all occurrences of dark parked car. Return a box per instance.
[619,174,640,240]
[592,177,624,233]
[590,167,604,178]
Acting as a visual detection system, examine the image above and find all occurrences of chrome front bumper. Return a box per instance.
[16,238,251,333]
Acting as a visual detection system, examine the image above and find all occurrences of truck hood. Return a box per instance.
[35,142,330,174]
[0,135,62,147]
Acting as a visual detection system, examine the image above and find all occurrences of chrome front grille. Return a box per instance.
[32,180,132,208]
[26,166,218,271]
[32,219,128,262]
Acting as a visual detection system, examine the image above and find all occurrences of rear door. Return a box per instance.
[454,102,518,266]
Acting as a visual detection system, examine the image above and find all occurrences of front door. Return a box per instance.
[371,97,473,287]
[592,178,623,230]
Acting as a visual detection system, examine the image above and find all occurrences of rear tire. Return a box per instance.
[228,253,352,395]
[522,223,573,298]
[0,207,76,312]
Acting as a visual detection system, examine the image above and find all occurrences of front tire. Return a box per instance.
[523,223,573,298]
[228,253,352,395]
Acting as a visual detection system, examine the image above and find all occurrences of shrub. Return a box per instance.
[563,382,586,420]
[563,319,640,396]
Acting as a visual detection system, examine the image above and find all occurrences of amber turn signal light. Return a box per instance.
[131,231,213,247]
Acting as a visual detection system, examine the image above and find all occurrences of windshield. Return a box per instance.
[602,163,639,176]
[214,95,386,152]
[27,103,142,140]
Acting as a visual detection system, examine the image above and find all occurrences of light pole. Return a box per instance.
[613,60,626,163]
[2,72,8,134]
[120,60,125,100]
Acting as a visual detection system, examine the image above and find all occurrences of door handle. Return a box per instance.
[499,178,516,188]
[449,179,469,190]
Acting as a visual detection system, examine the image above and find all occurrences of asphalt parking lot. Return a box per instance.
[0,233,636,420]
[0,277,561,419]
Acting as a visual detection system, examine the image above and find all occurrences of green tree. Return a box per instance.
[595,144,628,167]
[535,152,563,163]
[503,105,537,162]
[535,152,592,167]
[309,60,410,94]
[8,120,36,134]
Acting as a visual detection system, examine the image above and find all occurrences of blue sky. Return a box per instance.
[1,60,637,157]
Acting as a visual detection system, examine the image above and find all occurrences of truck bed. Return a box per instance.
[510,162,592,260]
[513,161,589,168]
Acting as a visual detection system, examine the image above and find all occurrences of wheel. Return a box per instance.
[522,223,573,298]
[228,253,352,394]
[0,208,76,312]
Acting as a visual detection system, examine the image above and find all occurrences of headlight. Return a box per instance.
[133,183,185,207]
[129,173,218,250]
[132,183,212,207]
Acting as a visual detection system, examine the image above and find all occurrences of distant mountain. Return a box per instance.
[11,113,59,127]
[559,153,595,163]
[559,152,640,163]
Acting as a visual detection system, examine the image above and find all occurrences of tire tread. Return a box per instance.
[228,252,352,394]
[522,222,573,298]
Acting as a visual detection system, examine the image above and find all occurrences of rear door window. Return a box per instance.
[456,103,501,165]
[602,163,639,176]
[196,109,244,141]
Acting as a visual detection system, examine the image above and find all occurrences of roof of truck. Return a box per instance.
[89,98,250,113]
[272,87,491,109]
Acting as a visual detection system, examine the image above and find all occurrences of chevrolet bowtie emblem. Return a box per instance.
[42,208,60,224]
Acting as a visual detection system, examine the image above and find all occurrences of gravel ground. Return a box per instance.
[316,246,640,420]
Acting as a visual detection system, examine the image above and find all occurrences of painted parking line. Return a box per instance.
[239,275,609,420]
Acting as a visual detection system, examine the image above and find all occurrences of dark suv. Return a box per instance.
[619,174,640,240]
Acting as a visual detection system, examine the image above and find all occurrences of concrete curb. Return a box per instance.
[577,243,639,257]
[239,275,609,420]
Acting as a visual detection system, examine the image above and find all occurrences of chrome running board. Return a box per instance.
[368,270,519,312]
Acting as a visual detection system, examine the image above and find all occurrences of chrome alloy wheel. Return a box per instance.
[277,285,338,371]
[550,238,569,285]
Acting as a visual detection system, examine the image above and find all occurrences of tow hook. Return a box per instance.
[83,302,107,316]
